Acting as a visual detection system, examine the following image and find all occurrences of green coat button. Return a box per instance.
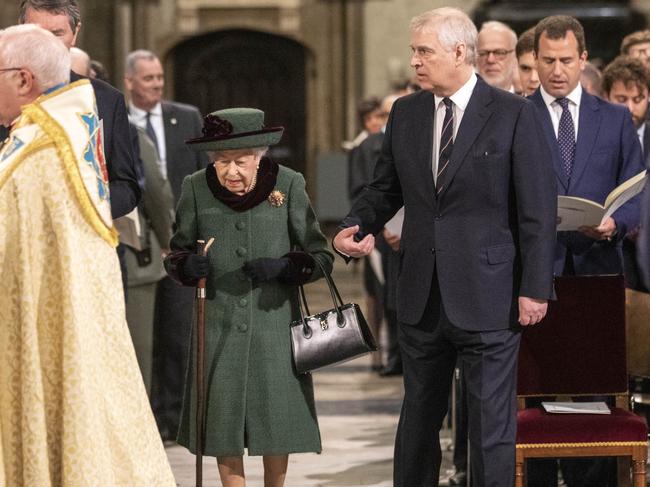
[238,323,248,332]
[236,221,245,230]
[239,298,248,307]
[236,247,247,257]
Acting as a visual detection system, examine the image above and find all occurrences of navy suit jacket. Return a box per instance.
[529,89,646,275]
[341,78,557,330]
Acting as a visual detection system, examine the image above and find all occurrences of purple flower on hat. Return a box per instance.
[203,114,233,137]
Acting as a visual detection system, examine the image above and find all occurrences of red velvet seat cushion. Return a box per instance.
[517,407,648,445]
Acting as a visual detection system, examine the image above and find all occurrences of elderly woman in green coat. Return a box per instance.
[164,108,333,487]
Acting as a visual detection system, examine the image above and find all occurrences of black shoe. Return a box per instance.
[449,470,467,486]
[379,364,403,377]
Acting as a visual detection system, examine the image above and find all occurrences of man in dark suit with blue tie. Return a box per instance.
[334,7,557,486]
[528,16,645,278]
[527,16,646,487]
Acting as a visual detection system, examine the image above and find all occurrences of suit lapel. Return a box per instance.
[437,78,493,200]
[570,91,600,189]
[162,102,174,156]
[530,90,568,191]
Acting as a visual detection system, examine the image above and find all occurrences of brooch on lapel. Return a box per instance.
[268,189,286,207]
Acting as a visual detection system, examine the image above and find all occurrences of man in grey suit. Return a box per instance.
[125,49,208,441]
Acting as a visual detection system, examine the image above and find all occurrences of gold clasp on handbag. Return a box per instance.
[320,317,329,331]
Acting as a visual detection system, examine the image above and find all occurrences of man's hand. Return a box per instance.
[518,296,548,326]
[383,228,401,251]
[333,225,375,258]
[579,217,617,241]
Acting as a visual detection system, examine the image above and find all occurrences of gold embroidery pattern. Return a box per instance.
[23,101,118,247]
[517,441,647,449]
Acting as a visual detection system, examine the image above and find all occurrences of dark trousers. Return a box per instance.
[393,278,521,487]
[150,276,194,440]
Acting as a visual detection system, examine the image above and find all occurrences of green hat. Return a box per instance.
[186,107,283,152]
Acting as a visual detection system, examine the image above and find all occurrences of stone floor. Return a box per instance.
[165,257,650,486]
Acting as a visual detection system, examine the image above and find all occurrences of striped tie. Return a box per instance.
[436,97,454,194]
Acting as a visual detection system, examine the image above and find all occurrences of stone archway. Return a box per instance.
[170,29,307,175]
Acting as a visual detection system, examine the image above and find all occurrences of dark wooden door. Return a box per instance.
[171,29,307,175]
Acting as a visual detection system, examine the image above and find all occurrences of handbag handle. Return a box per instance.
[296,258,346,337]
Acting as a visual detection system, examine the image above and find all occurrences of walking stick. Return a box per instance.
[195,237,214,487]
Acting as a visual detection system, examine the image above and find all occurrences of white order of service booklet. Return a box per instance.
[557,170,647,231]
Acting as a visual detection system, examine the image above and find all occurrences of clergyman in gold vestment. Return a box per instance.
[0,25,175,486]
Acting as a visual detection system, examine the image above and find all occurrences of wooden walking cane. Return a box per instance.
[195,237,214,487]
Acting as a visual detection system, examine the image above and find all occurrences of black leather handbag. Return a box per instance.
[290,260,378,374]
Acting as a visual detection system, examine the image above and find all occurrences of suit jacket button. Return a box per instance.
[434,214,442,220]
[430,248,436,254]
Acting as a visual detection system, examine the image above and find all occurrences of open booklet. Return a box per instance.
[557,170,647,231]
[542,401,611,414]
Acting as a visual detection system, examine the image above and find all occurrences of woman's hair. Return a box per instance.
[209,147,269,160]
[410,7,478,66]
[0,24,70,91]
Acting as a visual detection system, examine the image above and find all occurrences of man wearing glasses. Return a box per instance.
[476,21,519,92]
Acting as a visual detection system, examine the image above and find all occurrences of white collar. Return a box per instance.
[539,83,582,108]
[434,72,478,111]
[129,101,162,118]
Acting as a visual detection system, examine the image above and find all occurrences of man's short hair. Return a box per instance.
[516,27,536,59]
[0,24,70,91]
[479,21,517,50]
[620,30,650,55]
[356,97,381,126]
[19,0,81,31]
[534,15,586,55]
[602,55,650,95]
[410,7,478,66]
[124,49,158,77]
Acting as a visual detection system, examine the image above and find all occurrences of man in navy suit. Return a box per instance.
[528,16,645,278]
[334,7,557,486]
[527,16,646,487]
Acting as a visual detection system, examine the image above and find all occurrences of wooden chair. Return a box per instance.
[515,275,648,487]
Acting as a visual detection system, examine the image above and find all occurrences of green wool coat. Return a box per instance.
[171,165,333,457]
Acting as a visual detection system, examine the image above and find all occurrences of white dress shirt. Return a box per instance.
[637,122,645,153]
[539,83,582,141]
[432,73,478,183]
[129,102,168,179]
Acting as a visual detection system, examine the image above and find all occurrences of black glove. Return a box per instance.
[183,253,210,279]
[243,257,291,284]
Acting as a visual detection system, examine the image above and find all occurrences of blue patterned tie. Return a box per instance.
[436,97,454,194]
[556,98,575,179]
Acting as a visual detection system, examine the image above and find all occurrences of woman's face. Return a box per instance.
[212,150,261,195]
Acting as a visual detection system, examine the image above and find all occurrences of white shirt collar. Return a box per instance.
[434,72,478,111]
[638,122,646,146]
[129,101,162,118]
[539,83,582,109]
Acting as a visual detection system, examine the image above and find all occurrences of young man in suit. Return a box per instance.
[334,7,557,486]
[124,49,208,442]
[602,56,650,293]
[19,0,140,219]
[527,16,646,487]
[529,16,645,277]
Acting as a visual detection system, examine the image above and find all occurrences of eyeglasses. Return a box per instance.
[477,49,514,60]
